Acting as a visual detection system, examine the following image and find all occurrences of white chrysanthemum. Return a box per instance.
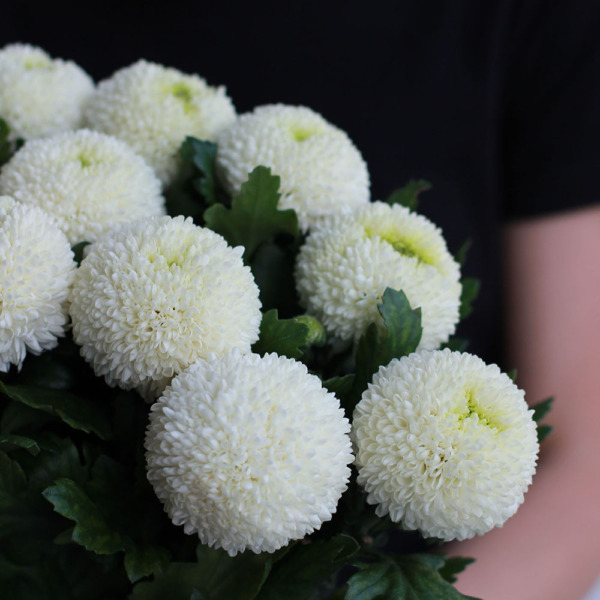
[69,215,261,399]
[0,129,165,245]
[216,104,370,231]
[84,60,236,185]
[145,350,353,556]
[0,44,94,140]
[0,195,76,371]
[295,201,461,350]
[353,349,539,541]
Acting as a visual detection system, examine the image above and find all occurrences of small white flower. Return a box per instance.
[216,104,370,231]
[0,43,94,140]
[84,60,236,185]
[0,129,165,245]
[145,350,353,556]
[295,201,461,350]
[353,349,539,541]
[69,215,261,399]
[0,196,76,371]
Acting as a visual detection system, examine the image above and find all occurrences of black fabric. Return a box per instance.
[2,0,600,364]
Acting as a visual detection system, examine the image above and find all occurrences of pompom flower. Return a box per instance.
[295,201,461,350]
[145,350,353,556]
[216,104,370,231]
[0,129,165,245]
[0,43,94,140]
[84,60,236,185]
[69,215,261,399]
[353,349,539,541]
[0,196,76,371]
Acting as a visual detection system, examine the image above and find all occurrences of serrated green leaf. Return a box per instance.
[323,375,355,399]
[536,424,553,442]
[42,478,125,555]
[352,288,422,408]
[72,241,90,266]
[459,278,480,320]
[256,535,359,600]
[129,546,272,600]
[252,309,310,359]
[507,368,518,382]
[204,166,299,262]
[0,117,12,166]
[442,337,469,352]
[0,381,111,440]
[124,545,171,584]
[0,450,27,492]
[531,397,554,423]
[385,179,432,212]
[0,434,40,455]
[347,554,481,600]
[180,137,219,205]
[454,239,472,267]
[438,556,476,583]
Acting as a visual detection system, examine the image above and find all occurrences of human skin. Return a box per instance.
[450,204,600,600]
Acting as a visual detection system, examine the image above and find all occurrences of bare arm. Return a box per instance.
[452,204,600,600]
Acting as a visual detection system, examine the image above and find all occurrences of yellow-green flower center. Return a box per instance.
[458,388,503,431]
[24,57,52,70]
[170,83,196,114]
[364,226,434,265]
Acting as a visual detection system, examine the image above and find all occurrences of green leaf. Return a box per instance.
[42,478,125,555]
[442,337,469,352]
[72,241,91,266]
[459,278,480,320]
[0,381,111,440]
[124,545,171,584]
[129,545,272,600]
[346,554,481,600]
[531,396,554,423]
[0,433,40,455]
[454,239,472,267]
[180,137,219,206]
[252,309,310,359]
[256,535,359,600]
[531,397,554,443]
[204,166,299,262]
[0,117,12,166]
[0,450,27,492]
[438,556,476,583]
[385,179,432,212]
[323,375,355,399]
[507,368,518,382]
[352,288,422,407]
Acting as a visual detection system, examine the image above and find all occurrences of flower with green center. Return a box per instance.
[352,349,539,541]
[84,60,236,185]
[295,201,461,349]
[145,350,353,556]
[216,104,370,231]
[0,196,76,371]
[0,44,94,140]
[0,129,165,245]
[69,215,261,400]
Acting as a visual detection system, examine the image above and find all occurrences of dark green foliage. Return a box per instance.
[459,278,480,321]
[0,118,12,166]
[385,179,432,212]
[252,310,310,359]
[531,397,554,442]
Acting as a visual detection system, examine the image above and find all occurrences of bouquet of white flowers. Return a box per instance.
[0,44,551,600]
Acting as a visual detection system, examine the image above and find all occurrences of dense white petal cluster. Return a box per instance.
[216,104,370,231]
[84,60,236,185]
[69,216,261,399]
[145,350,353,555]
[0,196,76,371]
[295,201,461,349]
[0,44,94,140]
[353,349,539,541]
[0,129,165,244]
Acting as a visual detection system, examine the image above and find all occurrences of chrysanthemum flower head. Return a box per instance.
[0,195,76,371]
[84,60,236,185]
[216,104,370,231]
[69,215,261,399]
[145,350,353,556]
[0,43,94,140]
[295,201,461,349]
[0,129,165,244]
[353,349,539,541]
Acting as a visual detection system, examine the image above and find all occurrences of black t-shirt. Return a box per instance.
[2,0,600,364]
